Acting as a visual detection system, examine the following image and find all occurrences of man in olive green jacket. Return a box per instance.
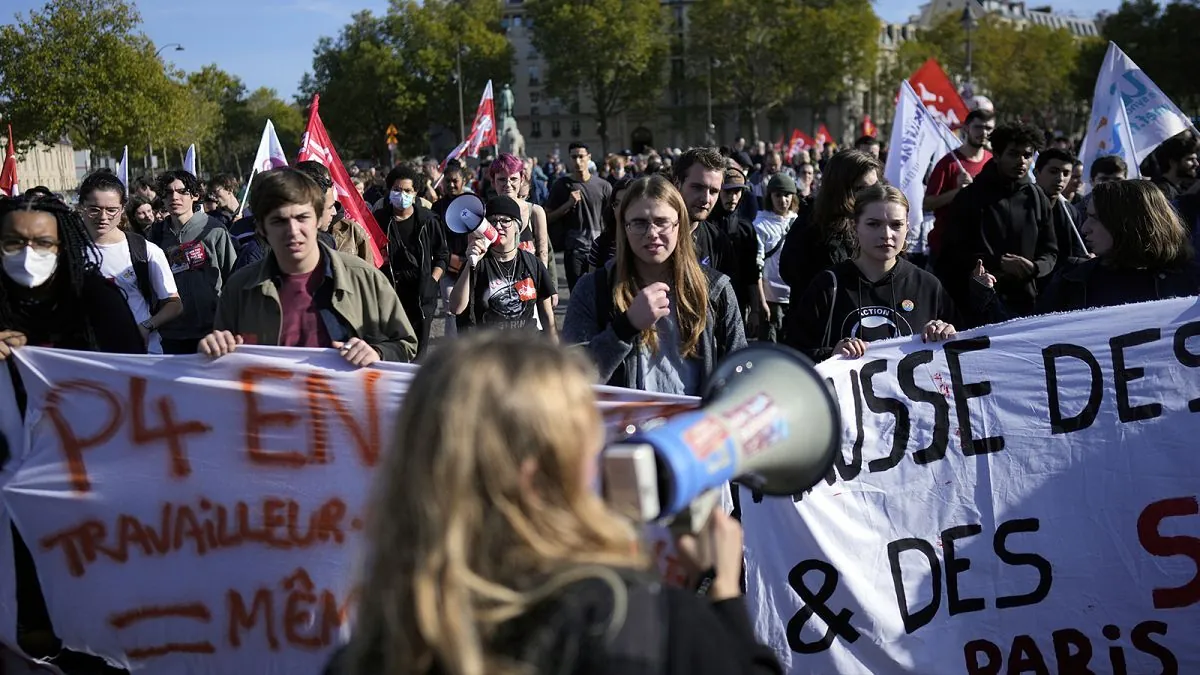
[199,168,418,364]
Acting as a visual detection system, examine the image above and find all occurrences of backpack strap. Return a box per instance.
[125,233,158,313]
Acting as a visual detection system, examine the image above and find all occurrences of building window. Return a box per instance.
[530,106,540,117]
[569,100,580,114]
[531,121,541,138]
[551,120,561,137]
[571,120,581,137]
[530,91,540,104]
[528,65,540,86]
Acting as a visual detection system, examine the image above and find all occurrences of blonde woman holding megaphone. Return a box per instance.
[325,332,780,675]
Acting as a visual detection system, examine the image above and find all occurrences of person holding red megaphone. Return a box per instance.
[448,196,557,337]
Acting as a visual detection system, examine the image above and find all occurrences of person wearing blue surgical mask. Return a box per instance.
[0,194,144,360]
[372,164,449,357]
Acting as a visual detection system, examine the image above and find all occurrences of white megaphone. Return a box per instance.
[602,343,840,531]
[445,194,500,267]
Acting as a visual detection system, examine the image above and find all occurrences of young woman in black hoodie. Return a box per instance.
[785,185,958,361]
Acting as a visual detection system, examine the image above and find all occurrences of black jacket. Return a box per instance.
[692,219,738,283]
[708,204,759,311]
[778,204,854,300]
[1038,258,1200,314]
[936,161,1057,320]
[323,575,781,675]
[784,258,956,362]
[373,203,449,304]
[1,273,145,355]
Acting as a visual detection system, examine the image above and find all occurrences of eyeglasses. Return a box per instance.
[624,218,679,236]
[83,205,122,218]
[1,237,60,254]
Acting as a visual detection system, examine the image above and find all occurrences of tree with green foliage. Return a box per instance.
[525,0,669,155]
[885,11,1086,128]
[1077,0,1200,112]
[687,0,876,142]
[300,11,412,161]
[0,0,203,163]
[299,2,512,161]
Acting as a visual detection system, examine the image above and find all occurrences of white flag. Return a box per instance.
[115,146,128,190]
[884,80,962,233]
[1079,42,1186,184]
[251,120,289,174]
[239,120,290,218]
[183,144,197,176]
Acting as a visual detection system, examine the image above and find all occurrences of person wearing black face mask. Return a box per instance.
[372,164,448,357]
[0,195,142,360]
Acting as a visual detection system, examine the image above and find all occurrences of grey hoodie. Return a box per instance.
[562,262,747,391]
[149,211,239,340]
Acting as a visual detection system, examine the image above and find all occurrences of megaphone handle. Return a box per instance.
[468,251,484,268]
[667,488,721,537]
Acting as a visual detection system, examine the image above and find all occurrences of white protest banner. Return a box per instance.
[884,80,962,233]
[743,296,1200,674]
[1080,41,1187,184]
[1,347,697,674]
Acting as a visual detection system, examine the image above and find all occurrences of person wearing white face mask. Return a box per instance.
[372,164,448,356]
[0,194,143,360]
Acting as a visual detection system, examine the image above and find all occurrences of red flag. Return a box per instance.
[0,125,18,198]
[908,58,969,129]
[861,115,878,138]
[815,124,835,150]
[298,94,385,267]
[465,81,497,158]
[788,129,816,159]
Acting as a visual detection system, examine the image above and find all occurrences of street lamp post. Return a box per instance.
[148,44,185,169]
[961,6,975,98]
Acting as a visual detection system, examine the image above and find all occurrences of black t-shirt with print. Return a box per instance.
[470,249,555,331]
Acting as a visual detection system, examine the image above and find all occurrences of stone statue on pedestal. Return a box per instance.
[497,83,526,158]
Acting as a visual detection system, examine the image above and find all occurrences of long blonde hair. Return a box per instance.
[613,175,709,358]
[346,333,646,675]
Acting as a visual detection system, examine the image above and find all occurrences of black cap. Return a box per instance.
[486,196,522,223]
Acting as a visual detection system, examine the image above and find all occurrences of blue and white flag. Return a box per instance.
[884,80,962,233]
[1080,42,1186,184]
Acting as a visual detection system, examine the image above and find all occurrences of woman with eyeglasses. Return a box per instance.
[0,194,143,360]
[448,196,557,339]
[78,171,183,354]
[563,175,746,394]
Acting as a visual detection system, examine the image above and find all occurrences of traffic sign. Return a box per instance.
[387,134,399,146]
[385,124,399,137]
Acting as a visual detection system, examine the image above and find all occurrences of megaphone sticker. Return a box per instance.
[719,393,788,460]
[682,417,735,470]
[460,208,473,220]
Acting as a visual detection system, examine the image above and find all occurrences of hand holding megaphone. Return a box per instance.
[445,194,500,267]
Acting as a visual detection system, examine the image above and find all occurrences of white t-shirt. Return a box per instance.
[92,237,178,354]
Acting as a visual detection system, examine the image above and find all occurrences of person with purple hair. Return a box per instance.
[489,154,554,302]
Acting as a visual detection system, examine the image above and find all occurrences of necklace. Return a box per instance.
[495,252,519,287]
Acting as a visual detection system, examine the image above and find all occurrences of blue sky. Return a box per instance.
[4,0,1123,101]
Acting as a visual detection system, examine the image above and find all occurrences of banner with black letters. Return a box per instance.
[744,296,1200,674]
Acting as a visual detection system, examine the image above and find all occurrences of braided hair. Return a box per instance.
[0,194,103,347]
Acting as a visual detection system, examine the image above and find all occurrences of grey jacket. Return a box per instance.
[562,264,747,390]
[149,211,239,340]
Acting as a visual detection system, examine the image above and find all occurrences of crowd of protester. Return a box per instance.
[4,111,1200,673]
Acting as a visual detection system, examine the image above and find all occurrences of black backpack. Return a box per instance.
[125,232,158,313]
